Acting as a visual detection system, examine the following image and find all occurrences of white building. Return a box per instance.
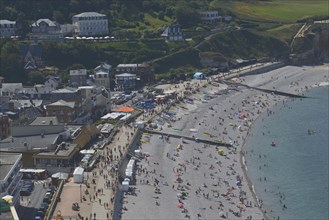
[72,12,109,36]
[115,73,137,91]
[29,19,63,42]
[0,20,16,37]
[73,167,84,183]
[161,24,183,42]
[199,11,221,23]
[0,153,23,208]
[0,83,23,98]
[94,63,112,89]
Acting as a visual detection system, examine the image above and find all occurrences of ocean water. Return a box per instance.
[245,86,329,220]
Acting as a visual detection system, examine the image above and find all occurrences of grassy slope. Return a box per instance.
[230,0,328,23]
[266,23,303,43]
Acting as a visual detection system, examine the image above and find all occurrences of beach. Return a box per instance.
[119,64,328,220]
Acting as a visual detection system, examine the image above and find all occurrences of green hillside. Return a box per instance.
[222,0,329,23]
[1,0,328,83]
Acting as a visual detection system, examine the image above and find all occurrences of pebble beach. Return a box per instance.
[119,64,328,220]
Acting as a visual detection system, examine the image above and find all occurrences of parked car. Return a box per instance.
[43,194,51,203]
[46,188,54,195]
[39,203,48,212]
[35,210,44,219]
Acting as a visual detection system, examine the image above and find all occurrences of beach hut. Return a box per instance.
[73,167,84,183]
[193,72,206,79]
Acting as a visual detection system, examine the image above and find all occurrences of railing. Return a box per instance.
[44,179,64,220]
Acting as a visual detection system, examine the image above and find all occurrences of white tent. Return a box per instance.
[80,149,95,154]
[122,180,129,192]
[73,167,84,183]
[51,172,68,180]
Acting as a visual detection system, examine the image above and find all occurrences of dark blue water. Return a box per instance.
[245,86,329,220]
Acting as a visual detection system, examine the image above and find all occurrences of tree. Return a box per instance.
[0,41,25,83]
[53,10,65,24]
[27,70,46,85]
[175,3,201,28]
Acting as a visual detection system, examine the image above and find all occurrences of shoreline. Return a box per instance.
[238,67,328,220]
[120,64,328,220]
[240,84,328,220]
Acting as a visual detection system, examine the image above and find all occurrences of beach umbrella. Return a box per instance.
[177,203,184,208]
[181,192,187,196]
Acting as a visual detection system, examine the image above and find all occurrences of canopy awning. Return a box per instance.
[115,106,135,113]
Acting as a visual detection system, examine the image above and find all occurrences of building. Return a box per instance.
[94,88,111,117]
[0,83,23,98]
[45,100,78,123]
[115,63,154,83]
[94,71,110,89]
[0,117,98,173]
[72,12,109,36]
[161,24,183,42]
[69,69,87,87]
[0,113,11,140]
[44,76,61,90]
[32,124,99,173]
[50,88,81,103]
[0,153,23,209]
[29,19,63,42]
[199,11,222,23]
[78,86,96,113]
[94,63,112,89]
[20,44,43,70]
[94,63,112,73]
[0,20,16,37]
[115,73,137,91]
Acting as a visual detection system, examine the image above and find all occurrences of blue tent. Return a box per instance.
[193,72,205,79]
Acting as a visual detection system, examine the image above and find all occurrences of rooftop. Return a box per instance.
[70,69,87,76]
[116,73,137,77]
[117,64,138,68]
[30,116,59,125]
[0,134,60,152]
[73,12,106,17]
[31,19,57,27]
[0,20,16,25]
[0,153,22,181]
[52,88,77,93]
[34,143,78,158]
[47,100,75,108]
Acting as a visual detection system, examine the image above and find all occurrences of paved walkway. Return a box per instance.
[89,125,134,220]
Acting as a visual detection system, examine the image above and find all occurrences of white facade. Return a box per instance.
[29,19,63,41]
[73,167,84,183]
[72,12,109,36]
[94,71,110,89]
[0,153,22,208]
[0,20,16,37]
[199,11,221,23]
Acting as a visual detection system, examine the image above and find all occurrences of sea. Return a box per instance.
[244,86,329,220]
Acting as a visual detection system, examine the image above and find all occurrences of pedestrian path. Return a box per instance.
[90,125,134,220]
